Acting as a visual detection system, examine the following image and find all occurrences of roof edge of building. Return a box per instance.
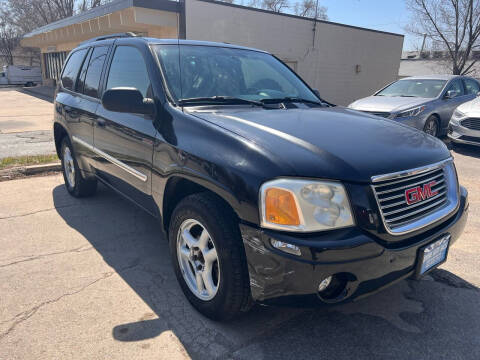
[195,0,405,38]
[23,0,181,39]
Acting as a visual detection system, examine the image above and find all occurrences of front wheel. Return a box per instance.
[423,116,439,137]
[169,193,252,320]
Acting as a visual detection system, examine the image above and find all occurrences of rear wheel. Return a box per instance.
[60,137,97,197]
[424,116,439,137]
[169,193,252,320]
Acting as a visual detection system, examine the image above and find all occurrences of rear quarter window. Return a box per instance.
[61,49,88,91]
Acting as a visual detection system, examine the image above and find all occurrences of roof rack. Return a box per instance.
[80,32,138,45]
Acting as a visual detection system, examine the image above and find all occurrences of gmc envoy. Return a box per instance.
[53,34,468,320]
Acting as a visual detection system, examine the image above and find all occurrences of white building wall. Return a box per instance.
[185,0,403,105]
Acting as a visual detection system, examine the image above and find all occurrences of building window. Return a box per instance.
[44,51,68,80]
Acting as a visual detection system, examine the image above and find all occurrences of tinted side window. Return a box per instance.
[463,79,480,95]
[61,49,88,90]
[106,46,151,97]
[76,48,92,93]
[83,46,109,98]
[446,79,464,97]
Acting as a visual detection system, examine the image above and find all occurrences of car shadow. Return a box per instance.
[19,86,54,103]
[444,138,480,159]
[52,183,480,360]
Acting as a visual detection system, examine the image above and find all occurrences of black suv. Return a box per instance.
[54,34,468,320]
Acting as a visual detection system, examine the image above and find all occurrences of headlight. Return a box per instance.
[259,179,354,232]
[452,109,466,119]
[396,105,426,118]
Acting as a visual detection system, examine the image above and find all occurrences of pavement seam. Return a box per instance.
[0,245,94,269]
[0,203,77,220]
[0,261,141,342]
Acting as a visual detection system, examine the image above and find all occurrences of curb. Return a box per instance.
[0,162,61,180]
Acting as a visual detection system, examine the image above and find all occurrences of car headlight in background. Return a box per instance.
[450,109,466,125]
[260,179,354,232]
[395,105,426,118]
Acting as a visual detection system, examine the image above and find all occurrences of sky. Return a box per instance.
[319,0,417,51]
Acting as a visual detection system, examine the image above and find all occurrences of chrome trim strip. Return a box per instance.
[371,158,452,183]
[374,167,443,187]
[378,192,405,202]
[383,195,446,218]
[374,176,444,195]
[382,186,446,211]
[386,198,447,223]
[72,136,147,182]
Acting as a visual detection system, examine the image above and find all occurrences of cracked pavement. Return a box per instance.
[0,146,479,360]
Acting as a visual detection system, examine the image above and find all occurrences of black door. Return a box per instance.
[56,47,96,172]
[93,44,157,213]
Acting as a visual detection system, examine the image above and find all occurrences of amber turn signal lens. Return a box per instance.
[265,188,300,226]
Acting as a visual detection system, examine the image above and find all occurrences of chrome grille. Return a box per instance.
[461,118,480,131]
[361,110,391,118]
[372,164,451,234]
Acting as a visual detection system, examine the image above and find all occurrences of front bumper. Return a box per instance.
[241,186,468,304]
[448,122,480,146]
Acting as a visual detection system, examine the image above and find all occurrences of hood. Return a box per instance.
[187,105,450,183]
[457,96,480,116]
[349,95,432,113]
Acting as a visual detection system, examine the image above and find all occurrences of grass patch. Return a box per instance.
[0,154,59,170]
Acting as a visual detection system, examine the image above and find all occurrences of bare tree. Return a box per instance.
[406,0,480,75]
[78,0,103,12]
[0,18,20,65]
[293,0,328,20]
[262,0,289,13]
[0,0,105,66]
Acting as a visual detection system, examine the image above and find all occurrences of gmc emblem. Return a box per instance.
[405,181,438,205]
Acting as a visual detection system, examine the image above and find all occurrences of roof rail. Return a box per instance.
[80,32,138,45]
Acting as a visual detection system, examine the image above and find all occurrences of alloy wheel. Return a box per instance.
[63,146,76,188]
[425,119,438,136]
[176,219,220,301]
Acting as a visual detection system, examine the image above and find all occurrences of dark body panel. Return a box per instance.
[186,105,451,183]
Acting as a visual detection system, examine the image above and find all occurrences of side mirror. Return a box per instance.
[313,89,321,98]
[444,89,457,99]
[102,87,154,114]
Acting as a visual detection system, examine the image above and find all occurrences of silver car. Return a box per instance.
[448,94,480,146]
[348,75,480,137]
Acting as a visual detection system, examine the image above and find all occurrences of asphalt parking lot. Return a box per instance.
[0,145,479,360]
[0,87,55,158]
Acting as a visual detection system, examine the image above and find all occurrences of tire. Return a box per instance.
[423,116,439,137]
[169,192,252,320]
[60,137,97,197]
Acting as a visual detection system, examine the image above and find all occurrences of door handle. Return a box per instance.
[97,119,106,128]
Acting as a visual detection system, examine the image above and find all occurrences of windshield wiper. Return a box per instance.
[260,97,324,106]
[178,96,263,107]
[399,95,416,97]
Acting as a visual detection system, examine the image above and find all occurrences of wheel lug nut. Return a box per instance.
[196,264,203,271]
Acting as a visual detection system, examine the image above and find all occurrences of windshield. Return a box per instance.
[376,79,447,98]
[153,45,319,104]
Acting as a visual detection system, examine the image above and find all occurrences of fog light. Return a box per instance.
[270,239,301,256]
[318,276,332,292]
